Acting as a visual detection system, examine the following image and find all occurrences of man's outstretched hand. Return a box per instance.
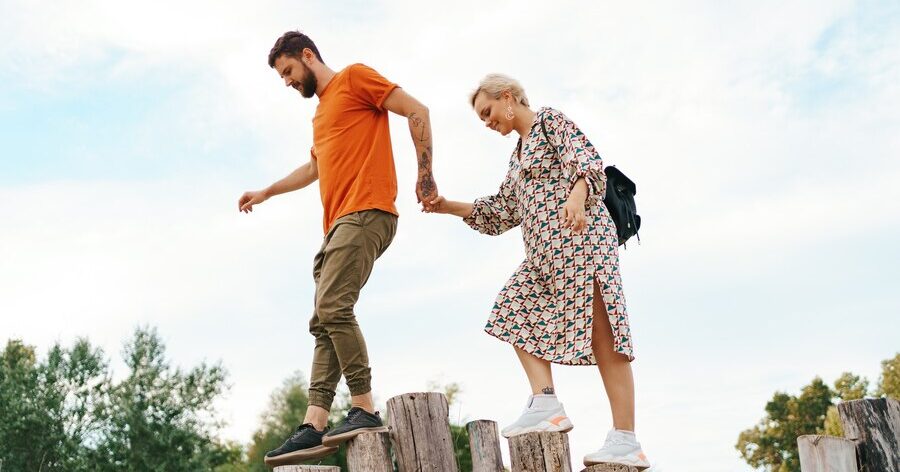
[238,190,269,213]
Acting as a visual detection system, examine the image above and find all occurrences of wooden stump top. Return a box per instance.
[387,392,458,472]
[837,398,900,472]
[508,431,573,472]
[346,430,392,472]
[797,435,858,472]
[467,419,504,472]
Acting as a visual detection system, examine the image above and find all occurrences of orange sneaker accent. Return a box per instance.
[638,452,648,461]
[548,416,567,426]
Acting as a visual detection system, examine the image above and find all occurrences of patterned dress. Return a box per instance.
[463,107,633,365]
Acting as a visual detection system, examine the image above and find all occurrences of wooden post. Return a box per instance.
[508,431,572,472]
[273,466,340,472]
[583,465,639,472]
[837,398,900,472]
[346,431,393,472]
[467,419,504,472]
[387,392,458,472]
[797,435,858,472]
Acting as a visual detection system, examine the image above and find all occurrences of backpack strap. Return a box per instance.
[538,112,555,156]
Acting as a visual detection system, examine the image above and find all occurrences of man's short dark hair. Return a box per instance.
[268,31,324,68]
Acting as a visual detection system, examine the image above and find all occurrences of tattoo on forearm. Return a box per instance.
[542,386,555,395]
[418,147,433,170]
[418,167,436,198]
[408,112,431,143]
[409,111,435,199]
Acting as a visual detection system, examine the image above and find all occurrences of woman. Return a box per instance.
[426,74,649,469]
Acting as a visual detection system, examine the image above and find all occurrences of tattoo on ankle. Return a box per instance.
[542,386,555,395]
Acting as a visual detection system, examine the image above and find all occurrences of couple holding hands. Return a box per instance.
[238,31,649,470]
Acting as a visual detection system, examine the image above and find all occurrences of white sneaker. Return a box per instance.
[500,394,573,438]
[583,429,650,470]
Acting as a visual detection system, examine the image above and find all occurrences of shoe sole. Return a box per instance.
[263,445,339,467]
[583,459,650,470]
[501,418,574,438]
[321,426,389,447]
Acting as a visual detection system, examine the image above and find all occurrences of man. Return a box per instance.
[238,31,437,466]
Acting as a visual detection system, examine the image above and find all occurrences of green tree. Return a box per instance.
[823,405,843,437]
[875,352,900,398]
[450,423,472,472]
[90,327,232,471]
[833,372,869,401]
[738,354,898,471]
[736,377,833,472]
[0,338,110,471]
[212,441,247,472]
[1,339,47,471]
[1,328,241,471]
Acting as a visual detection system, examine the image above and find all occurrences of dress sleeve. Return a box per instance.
[462,164,522,235]
[541,108,606,200]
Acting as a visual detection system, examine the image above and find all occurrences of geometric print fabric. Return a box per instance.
[464,107,634,364]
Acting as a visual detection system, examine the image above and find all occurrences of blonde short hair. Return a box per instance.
[469,74,530,108]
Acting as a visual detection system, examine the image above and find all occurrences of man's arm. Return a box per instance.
[382,88,438,209]
[238,156,319,213]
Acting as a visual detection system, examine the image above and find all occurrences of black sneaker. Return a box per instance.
[321,407,389,447]
[263,424,338,467]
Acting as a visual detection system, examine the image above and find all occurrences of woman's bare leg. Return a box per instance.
[591,281,635,431]
[514,346,555,395]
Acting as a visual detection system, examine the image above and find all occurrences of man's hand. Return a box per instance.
[237,161,318,214]
[238,189,269,213]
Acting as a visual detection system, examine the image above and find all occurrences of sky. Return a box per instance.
[1,1,899,470]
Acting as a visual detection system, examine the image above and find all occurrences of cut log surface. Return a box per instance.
[387,392,458,472]
[837,398,900,472]
[346,431,393,472]
[273,466,340,472]
[508,431,572,472]
[797,435,858,472]
[467,419,504,472]
[582,464,639,472]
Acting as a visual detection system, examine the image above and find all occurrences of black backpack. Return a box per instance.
[603,165,641,247]
[539,119,641,247]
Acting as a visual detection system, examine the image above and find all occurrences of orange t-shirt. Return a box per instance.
[311,63,400,234]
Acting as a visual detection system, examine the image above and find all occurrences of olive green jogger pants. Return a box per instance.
[307,209,397,410]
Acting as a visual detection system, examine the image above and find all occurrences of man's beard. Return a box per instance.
[297,64,317,98]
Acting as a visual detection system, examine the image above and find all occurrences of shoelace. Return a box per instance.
[290,423,314,440]
[339,408,363,426]
[604,432,636,448]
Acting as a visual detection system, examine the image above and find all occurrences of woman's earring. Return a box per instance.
[505,105,515,120]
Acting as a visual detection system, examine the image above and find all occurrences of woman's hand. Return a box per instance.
[562,179,588,232]
[424,195,450,213]
[425,196,474,218]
